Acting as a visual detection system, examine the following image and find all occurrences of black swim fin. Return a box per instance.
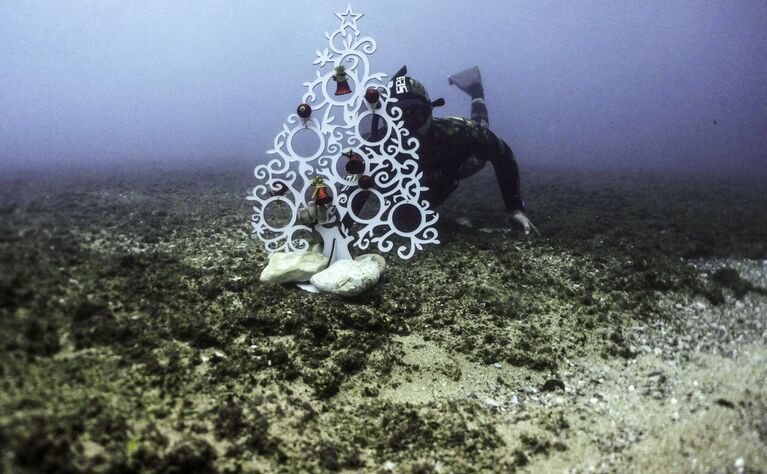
[448,66,483,98]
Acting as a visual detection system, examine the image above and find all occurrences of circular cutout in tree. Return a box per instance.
[391,203,423,234]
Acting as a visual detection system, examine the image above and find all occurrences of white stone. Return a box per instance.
[484,397,500,408]
[355,253,386,273]
[310,258,381,296]
[260,250,329,283]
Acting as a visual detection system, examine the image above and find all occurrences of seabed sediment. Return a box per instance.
[0,164,765,473]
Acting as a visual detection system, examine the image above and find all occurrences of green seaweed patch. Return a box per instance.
[212,395,283,458]
[288,399,512,472]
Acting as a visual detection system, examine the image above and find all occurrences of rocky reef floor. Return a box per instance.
[1,163,765,473]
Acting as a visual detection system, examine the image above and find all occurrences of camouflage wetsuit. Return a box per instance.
[417,115,524,212]
[415,88,525,213]
[345,69,526,229]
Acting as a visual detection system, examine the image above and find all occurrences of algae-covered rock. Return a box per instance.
[310,258,381,296]
[260,250,329,283]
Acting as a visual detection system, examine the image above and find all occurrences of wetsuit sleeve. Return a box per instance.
[475,125,525,212]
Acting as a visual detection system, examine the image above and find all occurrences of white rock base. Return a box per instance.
[310,258,381,297]
[354,253,386,273]
[260,250,329,284]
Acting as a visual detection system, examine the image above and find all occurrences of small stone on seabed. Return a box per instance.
[541,379,565,392]
[484,397,500,408]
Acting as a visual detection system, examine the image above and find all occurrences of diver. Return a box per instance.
[385,65,536,234]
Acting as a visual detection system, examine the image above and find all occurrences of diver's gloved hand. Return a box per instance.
[509,209,540,235]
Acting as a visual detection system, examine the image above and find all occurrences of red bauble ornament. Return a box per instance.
[364,87,380,104]
[358,175,373,189]
[297,103,311,119]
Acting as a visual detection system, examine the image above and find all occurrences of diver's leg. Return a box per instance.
[448,66,489,127]
[449,67,489,178]
[471,97,489,128]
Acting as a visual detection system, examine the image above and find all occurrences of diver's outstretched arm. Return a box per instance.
[482,130,524,212]
[476,125,536,233]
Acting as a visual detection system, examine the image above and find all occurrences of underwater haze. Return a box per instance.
[1,0,766,176]
[2,2,767,473]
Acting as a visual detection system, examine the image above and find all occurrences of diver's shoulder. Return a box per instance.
[434,116,500,138]
[435,116,479,126]
[432,116,484,131]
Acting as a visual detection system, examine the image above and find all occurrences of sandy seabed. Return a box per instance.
[0,163,765,473]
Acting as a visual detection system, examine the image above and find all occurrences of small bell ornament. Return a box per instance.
[343,151,365,176]
[312,176,333,205]
[333,65,352,95]
[315,187,332,205]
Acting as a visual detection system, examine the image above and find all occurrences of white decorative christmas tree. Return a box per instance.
[247,5,438,267]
